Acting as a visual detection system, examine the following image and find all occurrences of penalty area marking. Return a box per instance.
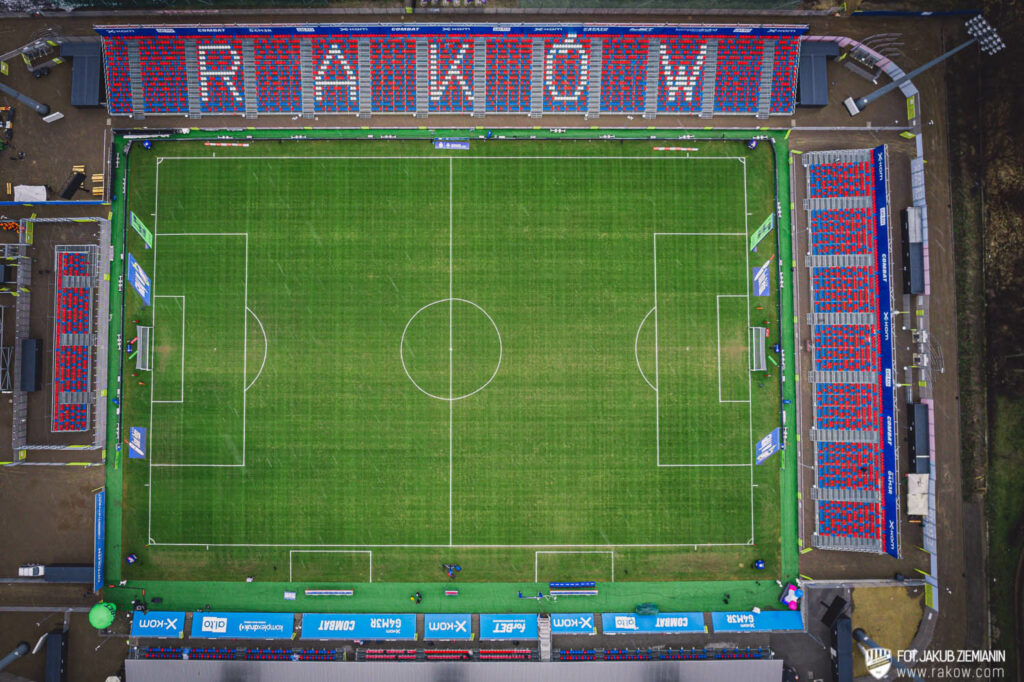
[535,550,615,583]
[289,549,372,583]
[150,295,185,404]
[245,307,268,392]
[634,306,657,392]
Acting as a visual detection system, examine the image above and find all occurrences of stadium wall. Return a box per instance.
[95,23,805,118]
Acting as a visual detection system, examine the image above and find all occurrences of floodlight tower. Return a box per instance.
[844,15,1005,116]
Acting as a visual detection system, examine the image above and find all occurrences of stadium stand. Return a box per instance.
[312,38,359,113]
[52,249,93,432]
[197,39,245,114]
[243,648,292,661]
[770,36,800,113]
[97,24,806,118]
[362,648,418,661]
[559,649,598,661]
[713,36,763,113]
[101,36,132,113]
[605,649,653,661]
[138,36,188,113]
[370,38,416,112]
[424,649,473,661]
[255,36,301,113]
[661,648,708,661]
[298,649,337,661]
[188,648,236,660]
[428,38,474,112]
[803,147,897,555]
[486,38,532,112]
[478,649,535,661]
[809,209,876,255]
[142,647,183,660]
[542,35,591,113]
[600,37,648,112]
[656,37,706,113]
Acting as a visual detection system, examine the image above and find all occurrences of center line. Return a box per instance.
[449,156,454,547]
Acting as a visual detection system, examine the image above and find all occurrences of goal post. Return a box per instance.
[750,327,767,372]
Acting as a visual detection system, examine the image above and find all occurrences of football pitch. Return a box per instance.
[117,136,787,586]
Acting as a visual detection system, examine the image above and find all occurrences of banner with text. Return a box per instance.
[131,612,186,638]
[753,257,772,297]
[434,139,470,151]
[93,491,105,592]
[301,613,416,640]
[191,612,294,639]
[711,610,803,632]
[550,613,597,635]
[423,613,473,640]
[128,426,147,459]
[756,427,782,465]
[130,212,154,249]
[601,612,705,634]
[126,253,151,306]
[479,614,538,640]
[750,214,775,251]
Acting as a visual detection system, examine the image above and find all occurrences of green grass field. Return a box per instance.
[117,137,784,586]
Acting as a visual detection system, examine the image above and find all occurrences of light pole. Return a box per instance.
[844,15,1004,116]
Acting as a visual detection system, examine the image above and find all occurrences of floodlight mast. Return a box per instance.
[844,15,1004,116]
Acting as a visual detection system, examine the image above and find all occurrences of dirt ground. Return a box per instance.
[0,7,977,681]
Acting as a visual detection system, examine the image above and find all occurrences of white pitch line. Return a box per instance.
[151,541,753,549]
[245,307,268,392]
[653,234,660,466]
[448,156,454,548]
[743,159,755,544]
[148,160,160,543]
[157,155,749,162]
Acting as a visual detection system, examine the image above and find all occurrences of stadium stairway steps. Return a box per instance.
[806,254,876,269]
[62,274,92,288]
[699,39,718,118]
[299,39,315,116]
[587,37,602,116]
[60,333,92,348]
[810,427,880,444]
[643,38,660,116]
[530,38,544,114]
[242,38,258,117]
[812,486,881,503]
[538,615,552,661]
[756,39,775,119]
[807,370,878,385]
[472,37,487,114]
[808,312,877,327]
[814,534,882,552]
[58,390,91,405]
[126,40,145,118]
[184,39,201,117]
[415,39,429,114]
[804,196,875,211]
[357,38,371,115]
[804,149,873,166]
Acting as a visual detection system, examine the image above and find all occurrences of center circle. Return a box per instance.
[400,298,502,401]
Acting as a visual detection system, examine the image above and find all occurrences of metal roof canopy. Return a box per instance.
[798,41,840,107]
[127,659,785,682]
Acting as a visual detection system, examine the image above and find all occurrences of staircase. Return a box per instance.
[415,38,429,114]
[472,38,487,114]
[529,38,545,115]
[184,38,200,117]
[537,615,552,662]
[587,38,602,116]
[299,38,315,117]
[756,39,775,119]
[126,39,145,118]
[242,38,257,117]
[358,38,372,115]
[643,38,660,116]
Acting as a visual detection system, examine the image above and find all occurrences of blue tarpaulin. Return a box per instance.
[423,613,472,640]
[300,614,416,640]
[92,491,105,592]
[756,428,782,465]
[131,612,186,638]
[128,426,147,459]
[601,612,705,634]
[479,614,538,640]
[126,253,151,306]
[191,612,294,639]
[710,610,803,632]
